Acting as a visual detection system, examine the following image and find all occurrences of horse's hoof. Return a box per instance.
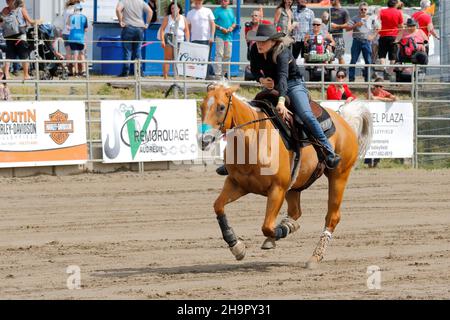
[230,240,246,261]
[261,237,276,250]
[305,257,320,269]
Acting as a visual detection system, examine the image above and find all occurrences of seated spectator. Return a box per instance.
[371,77,397,102]
[327,69,356,102]
[159,1,189,79]
[396,18,428,64]
[304,17,335,63]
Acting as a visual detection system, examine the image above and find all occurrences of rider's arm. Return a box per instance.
[275,49,290,100]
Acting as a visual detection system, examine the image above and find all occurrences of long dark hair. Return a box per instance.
[276,0,292,10]
[166,1,183,16]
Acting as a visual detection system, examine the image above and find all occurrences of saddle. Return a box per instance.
[248,89,336,192]
[249,89,336,151]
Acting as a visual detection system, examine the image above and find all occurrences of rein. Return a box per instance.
[218,95,275,138]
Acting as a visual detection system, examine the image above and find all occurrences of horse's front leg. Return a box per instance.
[214,177,248,260]
[261,189,301,250]
[260,185,290,248]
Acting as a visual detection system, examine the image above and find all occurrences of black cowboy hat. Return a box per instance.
[247,24,285,42]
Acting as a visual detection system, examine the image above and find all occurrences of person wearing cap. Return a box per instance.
[116,0,153,77]
[68,3,88,77]
[370,77,397,102]
[396,18,428,64]
[411,0,439,41]
[248,24,341,169]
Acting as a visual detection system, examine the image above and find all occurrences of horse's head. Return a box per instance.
[198,83,239,151]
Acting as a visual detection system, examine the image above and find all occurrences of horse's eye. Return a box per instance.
[217,104,226,113]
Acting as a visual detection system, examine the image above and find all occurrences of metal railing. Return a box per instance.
[2,58,450,168]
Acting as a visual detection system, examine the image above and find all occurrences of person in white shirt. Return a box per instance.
[186,0,215,78]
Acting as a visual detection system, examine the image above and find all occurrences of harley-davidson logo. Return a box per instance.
[44,110,74,145]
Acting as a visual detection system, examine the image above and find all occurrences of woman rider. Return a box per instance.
[248,24,340,169]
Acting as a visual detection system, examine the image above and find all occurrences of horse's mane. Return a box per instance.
[211,81,261,112]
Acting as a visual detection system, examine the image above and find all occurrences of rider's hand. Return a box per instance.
[276,102,293,123]
[260,77,274,90]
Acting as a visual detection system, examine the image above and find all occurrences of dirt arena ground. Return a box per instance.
[1,167,449,300]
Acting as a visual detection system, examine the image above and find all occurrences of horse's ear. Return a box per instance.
[225,85,240,97]
[206,83,216,92]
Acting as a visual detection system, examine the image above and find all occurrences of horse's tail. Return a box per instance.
[340,100,373,161]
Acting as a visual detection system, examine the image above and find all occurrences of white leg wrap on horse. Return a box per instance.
[281,217,300,234]
[311,230,333,262]
[230,240,246,261]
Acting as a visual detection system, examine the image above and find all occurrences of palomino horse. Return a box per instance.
[200,84,372,268]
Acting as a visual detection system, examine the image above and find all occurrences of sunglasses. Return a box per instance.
[375,85,383,88]
[313,24,321,26]
[360,8,368,11]
[336,75,345,79]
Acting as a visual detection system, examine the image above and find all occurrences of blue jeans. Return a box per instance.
[349,38,372,81]
[287,79,335,155]
[121,26,144,75]
[192,40,215,76]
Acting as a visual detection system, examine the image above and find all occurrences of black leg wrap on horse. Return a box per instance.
[274,224,289,240]
[217,214,237,247]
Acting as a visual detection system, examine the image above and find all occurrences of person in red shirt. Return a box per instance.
[327,69,356,102]
[370,77,397,102]
[378,0,403,67]
[411,0,439,40]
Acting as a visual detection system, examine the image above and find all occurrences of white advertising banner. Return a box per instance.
[176,42,209,79]
[321,101,414,158]
[101,100,198,163]
[0,101,88,167]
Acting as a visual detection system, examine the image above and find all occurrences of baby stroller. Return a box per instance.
[393,37,428,82]
[27,24,68,80]
[303,34,335,82]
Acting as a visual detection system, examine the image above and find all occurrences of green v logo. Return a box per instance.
[125,106,157,159]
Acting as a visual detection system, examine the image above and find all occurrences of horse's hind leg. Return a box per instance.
[306,169,352,269]
[261,190,301,250]
[214,177,248,260]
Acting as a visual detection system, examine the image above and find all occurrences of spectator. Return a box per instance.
[1,0,38,80]
[274,0,293,36]
[370,77,397,101]
[147,0,158,24]
[115,0,153,77]
[68,3,88,77]
[0,69,10,100]
[159,1,189,79]
[397,1,410,25]
[245,9,271,56]
[378,0,403,75]
[395,18,428,64]
[347,2,373,82]
[320,10,330,34]
[327,69,356,102]
[292,0,315,60]
[329,0,349,65]
[411,0,439,41]
[368,6,382,65]
[304,17,334,57]
[63,0,80,76]
[186,0,215,79]
[213,0,236,79]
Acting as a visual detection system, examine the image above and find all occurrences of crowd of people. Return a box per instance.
[0,0,438,86]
